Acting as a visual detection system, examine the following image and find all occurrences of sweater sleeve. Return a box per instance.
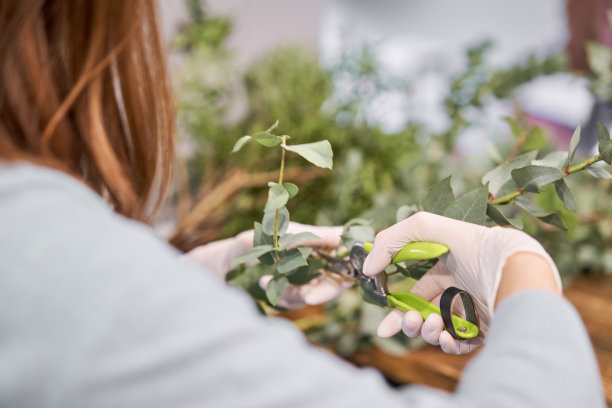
[0,164,605,408]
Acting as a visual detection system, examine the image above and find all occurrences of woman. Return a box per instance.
[0,1,604,406]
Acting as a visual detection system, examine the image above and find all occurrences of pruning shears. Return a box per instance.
[320,241,479,340]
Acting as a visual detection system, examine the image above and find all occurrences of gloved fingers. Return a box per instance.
[376,309,404,338]
[363,211,487,277]
[286,223,343,248]
[401,310,424,337]
[421,313,444,345]
[439,330,484,355]
[258,274,352,310]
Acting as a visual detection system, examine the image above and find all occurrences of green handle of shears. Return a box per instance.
[363,241,479,339]
[362,241,449,263]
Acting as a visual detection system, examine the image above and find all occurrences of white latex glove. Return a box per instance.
[186,223,350,308]
[362,211,561,355]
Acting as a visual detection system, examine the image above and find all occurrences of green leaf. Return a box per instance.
[266,120,280,132]
[253,223,275,265]
[262,207,289,236]
[230,245,274,266]
[228,264,273,301]
[443,185,489,225]
[521,127,547,152]
[282,141,333,169]
[511,165,565,193]
[287,258,322,285]
[421,176,455,215]
[600,140,612,165]
[277,248,309,274]
[297,247,312,259]
[265,182,289,211]
[340,224,375,249]
[554,179,576,211]
[533,151,568,170]
[586,165,612,179]
[253,132,281,147]
[283,182,299,198]
[515,196,548,217]
[482,151,538,194]
[279,232,321,249]
[266,276,289,306]
[567,123,581,168]
[232,135,252,153]
[538,213,567,230]
[486,142,504,164]
[486,204,523,229]
[503,116,522,138]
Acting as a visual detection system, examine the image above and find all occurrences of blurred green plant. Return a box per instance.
[171,1,612,356]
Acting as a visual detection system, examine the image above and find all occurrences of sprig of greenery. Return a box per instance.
[228,122,333,306]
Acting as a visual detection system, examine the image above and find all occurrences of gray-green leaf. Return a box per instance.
[262,207,289,235]
[266,276,289,306]
[230,245,274,266]
[277,248,308,275]
[482,151,538,194]
[598,122,612,164]
[533,151,569,170]
[554,179,576,211]
[486,204,523,229]
[232,135,252,153]
[522,127,547,151]
[253,132,281,147]
[586,165,612,179]
[279,232,321,249]
[265,182,289,211]
[567,123,581,168]
[538,213,567,230]
[283,182,299,198]
[514,196,548,217]
[421,176,455,215]
[511,165,565,193]
[287,258,322,285]
[443,185,489,225]
[282,141,333,169]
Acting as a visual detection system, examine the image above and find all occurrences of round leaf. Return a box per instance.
[265,182,289,212]
[282,141,333,169]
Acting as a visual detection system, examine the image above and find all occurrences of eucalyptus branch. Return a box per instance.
[273,135,287,258]
[490,153,603,206]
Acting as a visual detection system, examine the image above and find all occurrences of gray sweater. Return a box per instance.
[0,164,605,407]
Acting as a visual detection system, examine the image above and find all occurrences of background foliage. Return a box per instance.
[170,1,612,355]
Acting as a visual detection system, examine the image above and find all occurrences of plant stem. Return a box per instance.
[273,136,287,258]
[490,153,603,206]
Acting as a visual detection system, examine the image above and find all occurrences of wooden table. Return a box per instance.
[347,274,612,407]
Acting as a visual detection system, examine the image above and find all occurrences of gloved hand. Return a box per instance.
[186,223,349,308]
[362,211,561,354]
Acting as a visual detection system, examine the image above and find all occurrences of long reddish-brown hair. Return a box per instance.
[0,0,175,221]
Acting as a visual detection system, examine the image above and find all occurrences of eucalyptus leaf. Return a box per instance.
[341,224,375,248]
[514,196,548,217]
[586,165,612,179]
[494,178,520,198]
[486,142,503,164]
[232,135,252,153]
[287,258,322,285]
[253,132,281,147]
[521,127,546,152]
[282,141,333,169]
[503,116,522,138]
[421,176,455,215]
[538,213,567,230]
[279,232,321,249]
[283,182,299,198]
[600,141,612,165]
[230,245,274,266]
[253,222,275,264]
[533,151,568,170]
[277,248,308,274]
[554,179,576,211]
[482,151,538,194]
[511,165,564,193]
[265,182,289,211]
[486,204,523,229]
[228,263,274,302]
[262,207,289,235]
[443,185,488,225]
[266,276,289,306]
[405,259,438,280]
[297,247,312,259]
[567,123,581,168]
